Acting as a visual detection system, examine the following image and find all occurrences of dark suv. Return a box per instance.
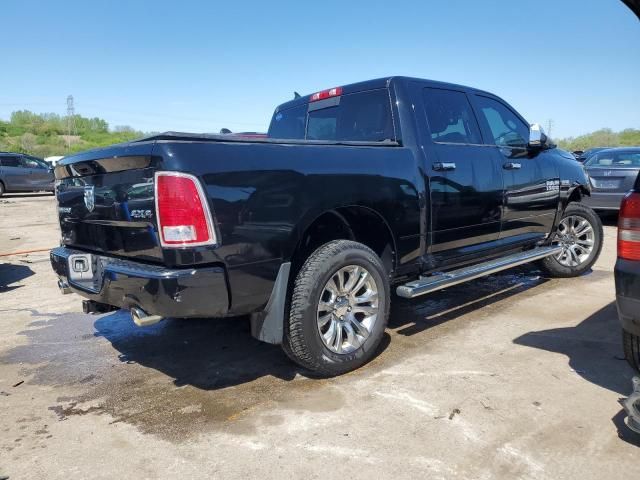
[0,152,55,196]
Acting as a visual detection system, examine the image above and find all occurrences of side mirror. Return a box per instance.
[528,123,549,150]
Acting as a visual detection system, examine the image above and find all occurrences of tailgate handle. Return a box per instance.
[503,162,522,170]
[433,162,456,171]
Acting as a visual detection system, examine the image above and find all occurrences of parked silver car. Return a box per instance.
[582,147,640,211]
[0,152,55,196]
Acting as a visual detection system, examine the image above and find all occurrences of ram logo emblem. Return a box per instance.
[83,185,95,212]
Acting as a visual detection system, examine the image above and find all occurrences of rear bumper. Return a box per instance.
[582,191,625,210]
[615,258,640,336]
[50,246,229,318]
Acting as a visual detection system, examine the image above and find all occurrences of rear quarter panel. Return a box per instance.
[154,140,422,313]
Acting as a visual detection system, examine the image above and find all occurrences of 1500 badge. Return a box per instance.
[546,179,560,191]
[130,209,153,219]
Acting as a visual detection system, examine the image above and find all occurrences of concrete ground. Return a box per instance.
[0,193,638,479]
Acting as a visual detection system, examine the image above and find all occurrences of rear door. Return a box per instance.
[420,87,503,263]
[0,155,28,190]
[471,94,559,244]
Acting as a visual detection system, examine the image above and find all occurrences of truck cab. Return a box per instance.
[268,77,591,274]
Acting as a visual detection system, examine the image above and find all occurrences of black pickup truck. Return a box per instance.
[50,76,603,375]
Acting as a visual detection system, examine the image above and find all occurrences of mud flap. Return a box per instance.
[250,262,290,345]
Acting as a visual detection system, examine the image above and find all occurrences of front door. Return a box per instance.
[421,87,504,264]
[472,94,559,244]
[21,156,53,190]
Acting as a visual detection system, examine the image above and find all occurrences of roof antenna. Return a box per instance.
[294,91,301,99]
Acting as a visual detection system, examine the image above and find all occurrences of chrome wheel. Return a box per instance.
[317,265,379,354]
[553,215,595,267]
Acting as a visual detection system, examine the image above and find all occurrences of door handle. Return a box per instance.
[433,162,456,171]
[503,162,522,170]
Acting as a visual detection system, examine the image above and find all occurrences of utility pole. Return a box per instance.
[66,95,75,150]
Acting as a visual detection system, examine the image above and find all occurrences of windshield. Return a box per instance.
[585,150,640,167]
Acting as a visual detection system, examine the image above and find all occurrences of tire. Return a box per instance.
[537,203,603,278]
[0,182,4,197]
[283,240,390,376]
[623,330,640,373]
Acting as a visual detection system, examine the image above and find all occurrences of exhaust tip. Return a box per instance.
[58,279,71,295]
[130,306,164,327]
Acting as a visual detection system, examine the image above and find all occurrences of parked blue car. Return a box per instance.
[0,152,55,196]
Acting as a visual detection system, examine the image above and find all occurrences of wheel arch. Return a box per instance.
[290,205,397,277]
[251,206,397,347]
[566,184,590,205]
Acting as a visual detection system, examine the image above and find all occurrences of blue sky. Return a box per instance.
[1,0,638,138]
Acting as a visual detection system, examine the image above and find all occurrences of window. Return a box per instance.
[268,104,307,140]
[474,96,529,148]
[307,107,338,140]
[585,151,640,167]
[21,157,44,169]
[423,88,481,144]
[0,155,20,167]
[268,88,394,142]
[32,157,49,169]
[332,89,393,142]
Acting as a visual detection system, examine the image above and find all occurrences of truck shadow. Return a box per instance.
[93,311,305,389]
[0,263,35,292]
[514,302,632,395]
[514,302,640,447]
[93,265,543,391]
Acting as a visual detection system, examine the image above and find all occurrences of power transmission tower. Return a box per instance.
[546,119,554,138]
[66,95,76,150]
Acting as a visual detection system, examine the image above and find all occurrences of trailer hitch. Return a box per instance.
[621,376,640,435]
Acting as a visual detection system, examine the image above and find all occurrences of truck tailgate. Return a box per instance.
[55,149,163,262]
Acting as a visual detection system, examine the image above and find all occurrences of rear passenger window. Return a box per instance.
[307,89,394,142]
[0,156,20,167]
[474,96,529,148]
[423,88,481,144]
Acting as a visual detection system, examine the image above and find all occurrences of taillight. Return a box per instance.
[309,87,343,102]
[154,171,216,248]
[618,191,640,261]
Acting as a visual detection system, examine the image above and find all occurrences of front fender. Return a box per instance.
[548,150,592,234]
[557,150,591,207]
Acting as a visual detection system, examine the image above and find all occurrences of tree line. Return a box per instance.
[556,128,640,151]
[0,110,144,158]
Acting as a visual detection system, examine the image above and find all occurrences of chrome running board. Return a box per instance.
[396,246,563,299]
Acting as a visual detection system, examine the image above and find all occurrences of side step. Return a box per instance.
[396,246,563,299]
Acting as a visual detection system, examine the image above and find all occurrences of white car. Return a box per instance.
[45,156,65,166]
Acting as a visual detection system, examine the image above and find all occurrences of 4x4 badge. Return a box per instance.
[84,185,95,212]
